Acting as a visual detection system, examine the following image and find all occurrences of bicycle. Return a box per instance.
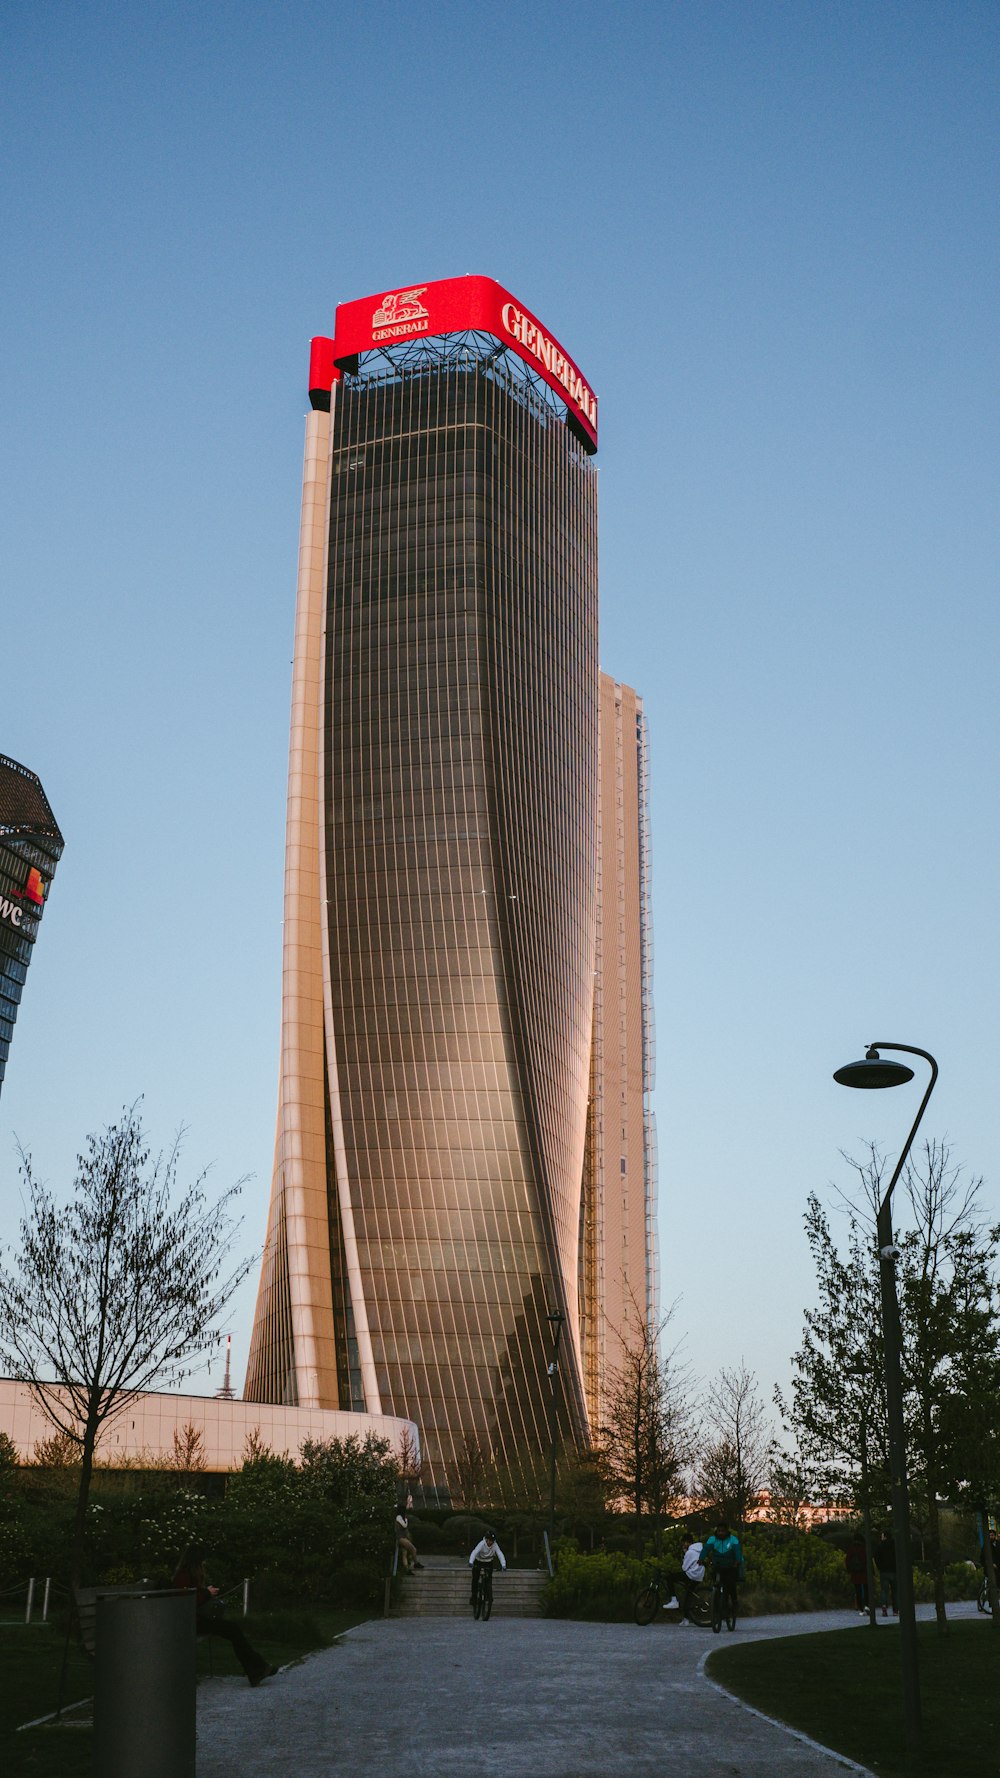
[633,1570,712,1627]
[472,1562,496,1620]
[978,1576,993,1614]
[709,1568,738,1634]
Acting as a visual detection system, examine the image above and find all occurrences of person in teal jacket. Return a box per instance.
[700,1520,744,1618]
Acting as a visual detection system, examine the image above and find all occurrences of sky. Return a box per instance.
[1,1,998,1431]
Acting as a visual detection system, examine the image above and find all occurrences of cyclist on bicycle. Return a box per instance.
[469,1530,506,1606]
[701,1519,743,1620]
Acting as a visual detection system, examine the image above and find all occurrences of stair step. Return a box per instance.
[389,1570,548,1618]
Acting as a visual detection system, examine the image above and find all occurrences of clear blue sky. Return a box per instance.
[2,2,997,1422]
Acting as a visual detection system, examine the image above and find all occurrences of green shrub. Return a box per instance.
[543,1529,865,1621]
[742,1528,847,1609]
[543,1542,651,1620]
[943,1561,980,1601]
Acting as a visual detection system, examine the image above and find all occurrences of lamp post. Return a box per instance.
[834,1042,938,1747]
[546,1308,566,1555]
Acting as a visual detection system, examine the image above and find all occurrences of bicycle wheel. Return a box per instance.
[481,1580,493,1621]
[711,1583,722,1634]
[472,1579,483,1619]
[978,1580,989,1614]
[726,1591,737,1632]
[687,1589,712,1628]
[634,1585,659,1626]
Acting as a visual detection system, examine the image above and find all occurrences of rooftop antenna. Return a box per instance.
[215,1334,235,1401]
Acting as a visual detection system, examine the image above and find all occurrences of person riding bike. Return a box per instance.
[700,1519,744,1621]
[469,1530,506,1606]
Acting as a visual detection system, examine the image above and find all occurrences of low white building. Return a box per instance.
[0,1377,419,1474]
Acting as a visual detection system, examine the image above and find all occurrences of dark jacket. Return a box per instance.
[874,1537,896,1574]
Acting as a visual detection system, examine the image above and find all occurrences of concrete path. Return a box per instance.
[195,1601,980,1778]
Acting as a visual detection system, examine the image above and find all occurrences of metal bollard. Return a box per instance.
[95,1591,196,1778]
[25,1578,35,1625]
[42,1577,51,1623]
[242,1578,250,1619]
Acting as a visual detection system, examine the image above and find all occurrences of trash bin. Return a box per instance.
[95,1589,197,1778]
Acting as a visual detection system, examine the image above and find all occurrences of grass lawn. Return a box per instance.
[709,1619,1000,1778]
[1,1606,370,1777]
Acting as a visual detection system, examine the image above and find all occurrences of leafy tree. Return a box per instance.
[694,1362,770,1528]
[0,1105,252,1585]
[895,1141,1000,1627]
[775,1191,888,1513]
[600,1303,692,1552]
[766,1444,819,1530]
[781,1141,1000,1630]
[220,1433,398,1602]
[0,1429,17,1484]
[558,1445,612,1544]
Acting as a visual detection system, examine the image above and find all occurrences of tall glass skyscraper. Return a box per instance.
[246,279,654,1493]
[0,755,63,1098]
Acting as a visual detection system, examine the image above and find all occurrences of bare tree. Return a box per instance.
[395,1425,423,1495]
[453,1431,487,1510]
[0,1105,253,1583]
[241,1427,271,1464]
[601,1301,692,1552]
[695,1363,770,1529]
[170,1421,208,1476]
[32,1430,79,1469]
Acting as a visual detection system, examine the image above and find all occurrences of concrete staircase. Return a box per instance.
[389,1557,548,1619]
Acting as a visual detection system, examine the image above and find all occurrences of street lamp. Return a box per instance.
[834,1042,938,1746]
[546,1308,566,1558]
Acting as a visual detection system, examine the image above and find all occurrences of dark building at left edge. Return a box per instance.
[0,755,63,1097]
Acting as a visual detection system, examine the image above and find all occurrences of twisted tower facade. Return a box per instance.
[246,278,654,1495]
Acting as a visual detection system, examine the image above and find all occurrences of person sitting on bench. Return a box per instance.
[173,1544,277,1687]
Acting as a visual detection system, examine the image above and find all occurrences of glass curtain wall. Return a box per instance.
[323,350,598,1492]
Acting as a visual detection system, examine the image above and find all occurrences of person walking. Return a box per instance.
[844,1533,869,1615]
[173,1545,277,1686]
[873,1531,897,1616]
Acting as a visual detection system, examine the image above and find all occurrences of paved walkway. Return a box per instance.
[195,1602,980,1778]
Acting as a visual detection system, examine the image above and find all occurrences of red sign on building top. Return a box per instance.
[323,275,597,452]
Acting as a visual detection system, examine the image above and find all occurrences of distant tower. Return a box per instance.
[215,1335,236,1401]
[245,276,658,1498]
[578,677,658,1430]
[0,754,63,1098]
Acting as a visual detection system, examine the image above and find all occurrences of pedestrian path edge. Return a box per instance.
[697,1647,878,1777]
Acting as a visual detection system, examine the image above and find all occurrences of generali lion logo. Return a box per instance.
[372,287,429,329]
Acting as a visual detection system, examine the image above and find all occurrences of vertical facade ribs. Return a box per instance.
[248,311,658,1501]
[320,359,597,1490]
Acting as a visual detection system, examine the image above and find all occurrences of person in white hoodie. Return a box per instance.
[664,1536,705,1622]
[469,1530,507,1607]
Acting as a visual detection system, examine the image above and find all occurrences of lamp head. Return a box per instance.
[834,1046,915,1090]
